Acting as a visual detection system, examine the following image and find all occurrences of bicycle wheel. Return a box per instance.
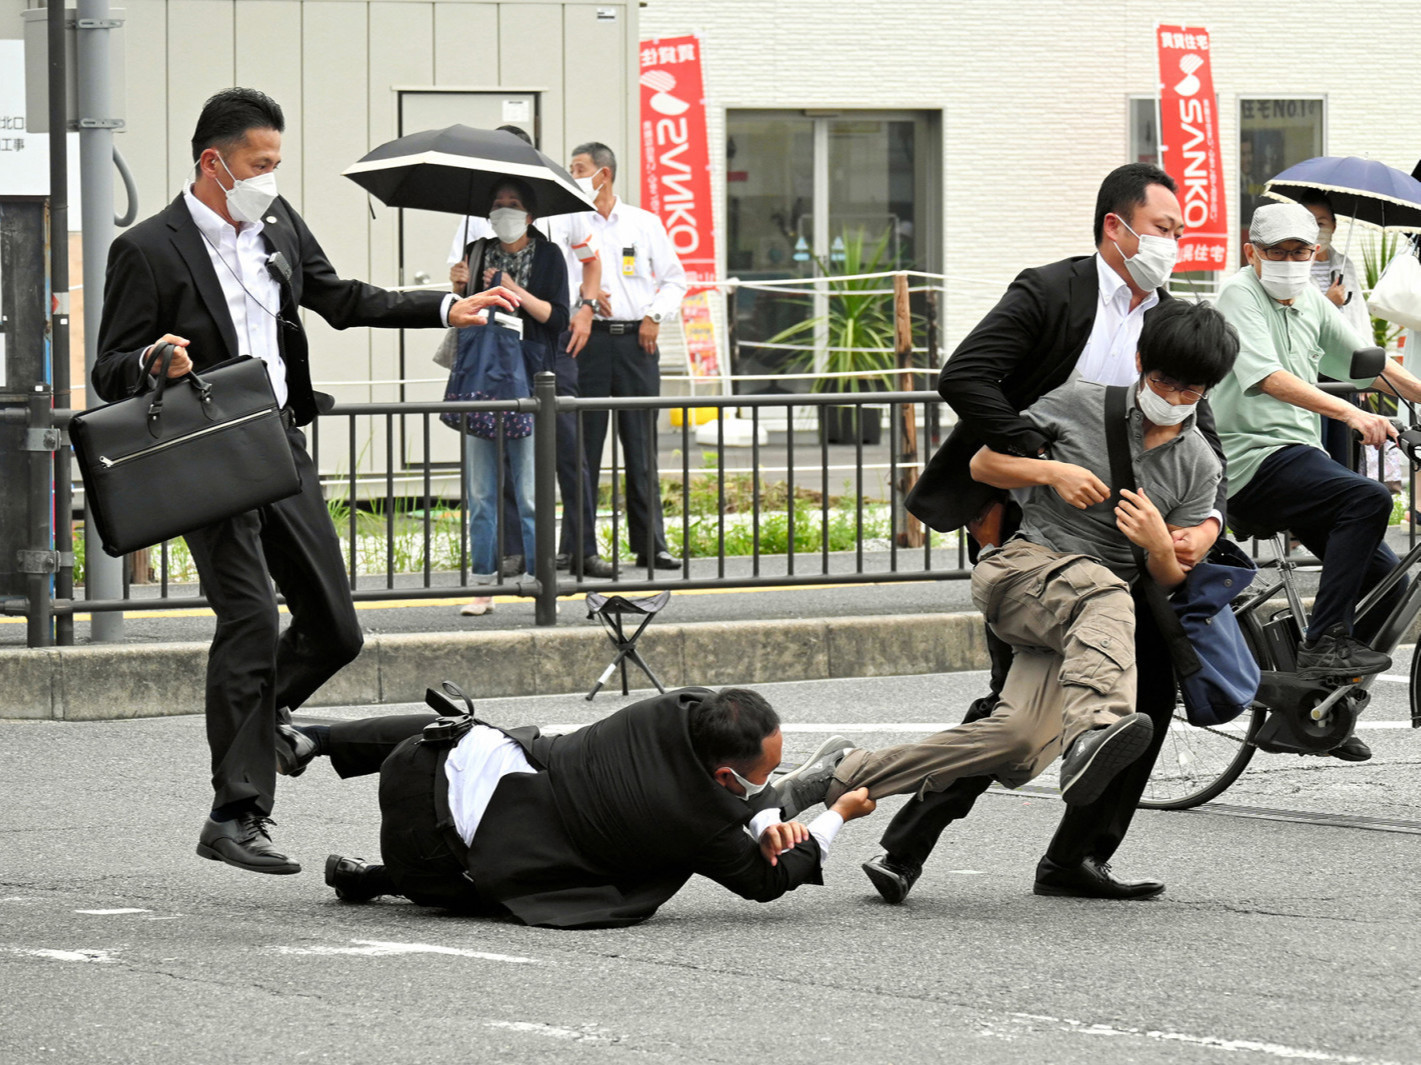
[1137,703,1264,810]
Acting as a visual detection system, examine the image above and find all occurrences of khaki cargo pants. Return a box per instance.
[832,538,1137,800]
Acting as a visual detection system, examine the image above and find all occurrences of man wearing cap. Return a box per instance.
[1211,202,1421,735]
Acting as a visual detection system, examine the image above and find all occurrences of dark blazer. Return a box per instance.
[906,255,1228,532]
[93,194,447,425]
[447,687,824,929]
[459,232,570,376]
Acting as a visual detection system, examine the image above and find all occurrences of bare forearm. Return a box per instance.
[1259,370,1360,420]
[970,447,1049,490]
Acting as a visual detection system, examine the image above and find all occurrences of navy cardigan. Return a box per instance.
[460,231,570,376]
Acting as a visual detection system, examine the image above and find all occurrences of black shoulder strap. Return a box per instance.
[1103,386,1200,676]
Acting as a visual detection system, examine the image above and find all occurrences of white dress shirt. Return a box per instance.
[1075,253,1160,387]
[182,185,288,408]
[575,196,687,322]
[748,805,843,864]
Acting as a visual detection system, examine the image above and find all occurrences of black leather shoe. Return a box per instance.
[581,554,617,578]
[499,554,525,578]
[1329,732,1373,762]
[1033,856,1163,900]
[1296,625,1391,679]
[862,853,922,904]
[635,551,681,570]
[555,553,572,570]
[1058,713,1153,806]
[275,723,318,777]
[197,814,300,875]
[325,854,386,902]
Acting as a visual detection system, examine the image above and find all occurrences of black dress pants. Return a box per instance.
[879,582,1176,869]
[577,328,667,560]
[183,425,363,817]
[328,714,492,910]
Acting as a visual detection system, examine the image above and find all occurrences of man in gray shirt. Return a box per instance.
[801,302,1238,846]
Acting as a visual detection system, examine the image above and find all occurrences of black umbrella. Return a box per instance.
[341,125,594,219]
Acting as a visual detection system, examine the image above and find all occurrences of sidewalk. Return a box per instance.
[3,528,1414,722]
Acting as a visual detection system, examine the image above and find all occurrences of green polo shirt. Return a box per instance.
[1210,265,1371,495]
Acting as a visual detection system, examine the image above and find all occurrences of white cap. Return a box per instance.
[1249,202,1319,246]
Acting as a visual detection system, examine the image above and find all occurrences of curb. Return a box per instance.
[1,612,993,721]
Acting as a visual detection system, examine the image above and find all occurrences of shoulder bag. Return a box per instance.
[70,344,301,556]
[1103,384,1260,726]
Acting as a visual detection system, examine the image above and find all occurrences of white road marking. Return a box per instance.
[75,908,150,915]
[1004,1012,1406,1063]
[6,948,117,963]
[1373,674,1408,684]
[272,939,538,964]
[484,1021,613,1043]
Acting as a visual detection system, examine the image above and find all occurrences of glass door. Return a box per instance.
[725,110,933,393]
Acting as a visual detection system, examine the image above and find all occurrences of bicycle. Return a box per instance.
[1140,345,1421,810]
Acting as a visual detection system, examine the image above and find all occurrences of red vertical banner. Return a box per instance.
[639,34,721,380]
[1157,25,1228,272]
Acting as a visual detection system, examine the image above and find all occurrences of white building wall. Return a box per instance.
[643,0,1421,355]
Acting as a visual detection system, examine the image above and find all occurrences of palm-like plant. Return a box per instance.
[766,226,902,393]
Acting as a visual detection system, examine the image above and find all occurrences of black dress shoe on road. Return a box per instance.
[275,723,318,777]
[325,854,388,902]
[862,853,922,904]
[197,814,300,875]
[1058,713,1154,807]
[1329,732,1373,762]
[1033,856,1164,900]
[499,554,525,578]
[1295,625,1391,680]
[636,551,682,570]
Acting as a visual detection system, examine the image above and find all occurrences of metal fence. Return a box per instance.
[8,379,967,646]
[10,376,1414,649]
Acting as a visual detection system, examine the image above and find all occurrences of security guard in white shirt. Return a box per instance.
[568,141,688,569]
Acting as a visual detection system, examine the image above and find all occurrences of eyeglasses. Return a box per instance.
[1146,373,1208,404]
[1251,242,1316,262]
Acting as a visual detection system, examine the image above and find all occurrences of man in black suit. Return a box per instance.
[92,88,513,876]
[286,687,875,929]
[862,163,1230,904]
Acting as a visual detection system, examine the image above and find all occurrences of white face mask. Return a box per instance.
[1316,227,1334,251]
[1137,378,1197,426]
[1113,217,1179,291]
[216,154,278,224]
[490,206,529,244]
[574,169,605,198]
[1257,257,1313,301]
[726,767,773,802]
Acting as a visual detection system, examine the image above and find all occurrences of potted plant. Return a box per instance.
[766,226,903,444]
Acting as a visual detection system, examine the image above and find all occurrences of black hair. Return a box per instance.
[497,125,533,145]
[487,176,537,218]
[1296,188,1336,216]
[571,140,617,181]
[190,87,285,163]
[1138,300,1239,389]
[1093,163,1178,245]
[687,688,780,774]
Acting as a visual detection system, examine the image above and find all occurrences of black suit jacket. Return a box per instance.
[906,255,1228,532]
[93,194,447,425]
[451,688,824,929]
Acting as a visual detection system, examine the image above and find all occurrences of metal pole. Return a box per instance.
[77,0,123,640]
[532,371,559,626]
[24,385,55,647]
[892,271,923,548]
[49,1,74,645]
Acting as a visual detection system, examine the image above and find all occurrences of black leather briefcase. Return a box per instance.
[70,345,301,557]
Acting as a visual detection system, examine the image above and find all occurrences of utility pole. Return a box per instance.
[77,0,123,640]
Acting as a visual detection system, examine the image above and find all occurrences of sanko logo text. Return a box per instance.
[654,117,700,255]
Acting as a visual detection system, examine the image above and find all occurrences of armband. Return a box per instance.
[571,236,598,263]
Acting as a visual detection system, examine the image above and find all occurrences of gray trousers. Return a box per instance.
[833,539,1136,800]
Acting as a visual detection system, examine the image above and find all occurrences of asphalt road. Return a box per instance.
[3,662,1420,1064]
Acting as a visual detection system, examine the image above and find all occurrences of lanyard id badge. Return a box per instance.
[622,244,636,277]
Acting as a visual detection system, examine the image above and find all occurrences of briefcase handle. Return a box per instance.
[143,342,216,437]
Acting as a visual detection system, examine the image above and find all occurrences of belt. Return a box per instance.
[591,320,642,335]
[279,407,296,428]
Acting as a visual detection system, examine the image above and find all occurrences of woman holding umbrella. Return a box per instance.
[450,178,569,616]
